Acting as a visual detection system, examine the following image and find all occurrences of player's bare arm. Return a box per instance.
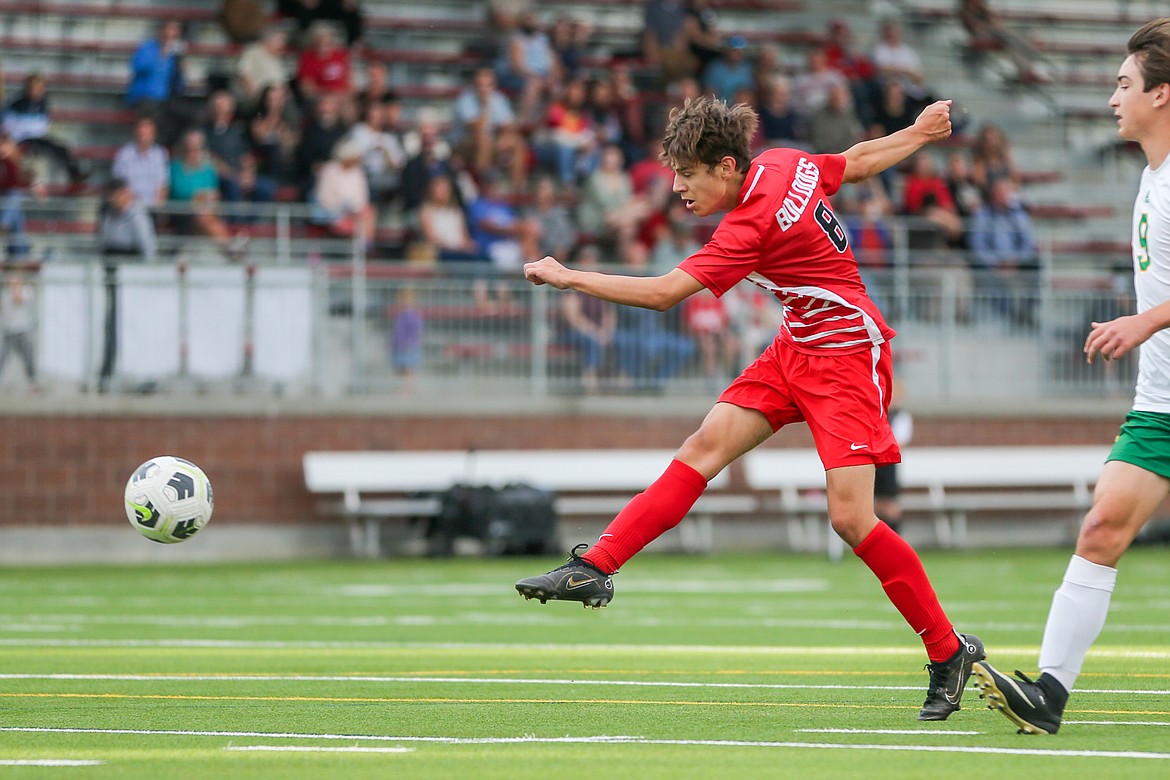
[840,100,953,183]
[1084,298,1170,362]
[524,257,705,311]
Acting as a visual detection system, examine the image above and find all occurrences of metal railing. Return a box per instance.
[0,200,1139,405]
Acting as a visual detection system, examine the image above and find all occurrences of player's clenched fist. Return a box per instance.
[914,100,953,142]
[523,256,571,289]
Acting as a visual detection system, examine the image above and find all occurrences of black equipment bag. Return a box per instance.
[429,483,558,556]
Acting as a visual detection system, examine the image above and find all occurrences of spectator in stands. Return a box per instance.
[467,171,539,279]
[451,67,520,179]
[824,18,882,126]
[278,0,364,48]
[389,286,423,394]
[844,182,895,272]
[204,90,276,208]
[98,179,158,264]
[0,271,36,391]
[641,0,692,84]
[169,129,249,261]
[493,123,533,195]
[968,177,1038,325]
[294,92,348,198]
[526,175,576,260]
[0,132,35,261]
[575,144,650,258]
[902,151,964,250]
[871,19,933,110]
[357,59,394,111]
[901,152,971,320]
[969,121,1022,199]
[649,202,699,275]
[842,182,896,307]
[417,174,481,263]
[756,74,804,149]
[611,241,695,392]
[869,78,917,137]
[496,10,560,124]
[681,0,726,82]
[236,28,291,112]
[248,83,301,187]
[112,116,169,208]
[610,63,648,156]
[399,109,457,214]
[629,138,675,214]
[295,22,353,106]
[792,46,850,120]
[2,73,87,188]
[807,81,865,154]
[702,35,754,102]
[347,98,405,204]
[945,150,983,216]
[684,288,737,390]
[126,20,186,113]
[549,15,587,79]
[539,77,599,186]
[559,243,617,393]
[310,138,376,250]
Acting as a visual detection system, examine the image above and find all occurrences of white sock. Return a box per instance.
[1038,555,1118,693]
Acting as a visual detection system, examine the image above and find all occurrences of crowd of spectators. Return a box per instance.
[0,1,1047,390]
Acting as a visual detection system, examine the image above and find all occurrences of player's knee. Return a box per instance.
[1075,509,1133,564]
[828,510,873,547]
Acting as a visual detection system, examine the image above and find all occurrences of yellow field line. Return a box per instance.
[0,692,912,710]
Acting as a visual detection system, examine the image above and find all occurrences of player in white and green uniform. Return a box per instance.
[972,17,1170,735]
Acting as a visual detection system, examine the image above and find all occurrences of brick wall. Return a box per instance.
[0,414,1123,527]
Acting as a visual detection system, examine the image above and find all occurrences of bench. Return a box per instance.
[303,449,758,557]
[742,445,1110,555]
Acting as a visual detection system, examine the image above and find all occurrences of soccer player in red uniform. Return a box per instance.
[515,96,984,721]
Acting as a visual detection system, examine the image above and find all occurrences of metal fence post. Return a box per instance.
[530,284,550,397]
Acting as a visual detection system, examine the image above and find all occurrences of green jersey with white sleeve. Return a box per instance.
[1131,163,1170,413]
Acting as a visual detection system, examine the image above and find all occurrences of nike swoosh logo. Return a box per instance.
[943,661,969,703]
[565,575,597,589]
[1001,675,1038,711]
[850,443,868,450]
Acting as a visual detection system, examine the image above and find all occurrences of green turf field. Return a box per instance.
[0,547,1167,778]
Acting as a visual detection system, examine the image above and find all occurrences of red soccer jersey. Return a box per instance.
[678,147,895,355]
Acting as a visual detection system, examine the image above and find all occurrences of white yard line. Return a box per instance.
[3,728,1170,760]
[2,637,1169,660]
[798,729,984,735]
[224,746,413,754]
[0,759,103,766]
[3,673,1168,698]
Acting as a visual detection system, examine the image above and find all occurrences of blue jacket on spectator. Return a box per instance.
[127,38,184,106]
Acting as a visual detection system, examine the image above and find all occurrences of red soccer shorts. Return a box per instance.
[719,338,900,470]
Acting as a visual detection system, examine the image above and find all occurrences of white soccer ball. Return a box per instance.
[124,456,214,544]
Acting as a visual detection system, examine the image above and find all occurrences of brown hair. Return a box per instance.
[1128,17,1170,91]
[660,96,757,172]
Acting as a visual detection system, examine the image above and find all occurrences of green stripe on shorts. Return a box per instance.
[1107,410,1170,479]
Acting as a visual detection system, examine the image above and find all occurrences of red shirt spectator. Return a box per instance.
[296,22,352,98]
[902,157,956,215]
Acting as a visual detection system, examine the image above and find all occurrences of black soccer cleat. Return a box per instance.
[918,632,986,721]
[971,661,1064,735]
[515,544,614,609]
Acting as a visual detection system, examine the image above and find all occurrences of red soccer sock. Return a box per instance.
[853,521,960,663]
[582,459,709,574]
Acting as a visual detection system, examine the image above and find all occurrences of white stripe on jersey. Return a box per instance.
[746,273,886,348]
[743,165,765,203]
